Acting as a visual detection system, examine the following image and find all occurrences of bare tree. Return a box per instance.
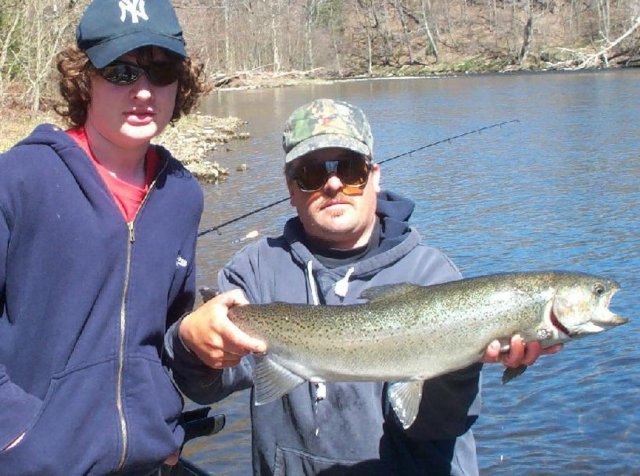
[519,10,533,64]
[355,0,375,73]
[0,0,81,110]
[2,0,639,111]
[549,14,640,69]
[378,0,395,65]
[419,0,439,62]
[0,6,21,99]
[596,0,611,40]
[223,0,232,70]
[393,0,415,63]
[303,0,320,69]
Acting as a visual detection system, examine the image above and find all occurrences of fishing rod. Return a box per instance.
[197,119,520,238]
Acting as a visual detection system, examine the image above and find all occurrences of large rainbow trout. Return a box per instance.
[208,271,628,428]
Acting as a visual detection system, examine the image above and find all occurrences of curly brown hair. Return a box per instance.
[55,45,210,127]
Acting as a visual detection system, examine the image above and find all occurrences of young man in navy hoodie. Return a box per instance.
[0,0,236,474]
[175,99,562,475]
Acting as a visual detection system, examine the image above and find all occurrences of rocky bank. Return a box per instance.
[155,113,250,183]
[0,111,250,184]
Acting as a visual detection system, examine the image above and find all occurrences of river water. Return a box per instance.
[183,70,640,475]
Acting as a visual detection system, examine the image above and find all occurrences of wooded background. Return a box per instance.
[1,0,638,111]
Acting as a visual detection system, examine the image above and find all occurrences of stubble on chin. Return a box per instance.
[325,207,346,219]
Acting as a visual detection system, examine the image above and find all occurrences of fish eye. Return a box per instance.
[593,282,605,297]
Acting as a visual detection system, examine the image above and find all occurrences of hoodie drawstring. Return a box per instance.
[334,267,355,298]
[307,261,320,306]
[306,260,326,431]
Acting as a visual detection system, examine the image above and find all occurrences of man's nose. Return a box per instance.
[323,173,344,192]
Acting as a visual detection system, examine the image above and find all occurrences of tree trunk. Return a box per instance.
[0,9,21,100]
[354,0,374,74]
[393,0,414,64]
[519,13,533,64]
[270,0,281,72]
[304,0,316,70]
[420,0,439,63]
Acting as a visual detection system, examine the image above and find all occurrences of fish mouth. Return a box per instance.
[549,288,629,338]
[592,310,628,328]
[594,288,629,328]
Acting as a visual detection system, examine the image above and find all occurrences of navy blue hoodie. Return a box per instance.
[168,191,482,476]
[0,124,203,475]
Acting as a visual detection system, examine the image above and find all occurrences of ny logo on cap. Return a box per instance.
[119,0,148,24]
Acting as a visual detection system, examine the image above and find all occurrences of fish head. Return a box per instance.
[546,274,628,342]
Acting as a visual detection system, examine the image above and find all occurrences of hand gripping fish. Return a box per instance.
[205,271,628,429]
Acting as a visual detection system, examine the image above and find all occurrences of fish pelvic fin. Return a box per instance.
[388,381,423,429]
[253,355,306,405]
[502,365,528,384]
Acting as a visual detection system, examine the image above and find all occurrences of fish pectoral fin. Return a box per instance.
[502,364,528,384]
[253,355,306,405]
[388,381,423,429]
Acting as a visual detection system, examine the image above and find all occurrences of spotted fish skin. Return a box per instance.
[222,271,628,428]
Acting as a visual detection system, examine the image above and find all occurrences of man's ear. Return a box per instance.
[371,163,381,193]
[286,179,295,205]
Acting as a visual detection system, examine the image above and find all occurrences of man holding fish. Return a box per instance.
[169,99,565,475]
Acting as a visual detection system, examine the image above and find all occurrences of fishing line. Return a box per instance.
[197,119,520,238]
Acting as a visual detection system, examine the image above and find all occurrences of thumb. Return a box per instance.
[225,309,267,354]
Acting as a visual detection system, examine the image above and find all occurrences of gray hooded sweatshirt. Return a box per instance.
[170,191,482,476]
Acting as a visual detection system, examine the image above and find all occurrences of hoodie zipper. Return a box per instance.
[115,159,168,471]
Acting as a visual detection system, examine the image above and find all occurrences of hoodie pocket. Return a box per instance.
[273,445,359,476]
[0,390,43,456]
[0,360,123,475]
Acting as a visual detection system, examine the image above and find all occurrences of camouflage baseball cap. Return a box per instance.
[282,99,373,163]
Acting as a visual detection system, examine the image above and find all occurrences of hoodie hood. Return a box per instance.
[376,189,415,251]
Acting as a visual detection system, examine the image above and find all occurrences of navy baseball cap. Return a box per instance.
[76,0,187,69]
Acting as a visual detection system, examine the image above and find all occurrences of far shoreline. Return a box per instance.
[2,66,636,182]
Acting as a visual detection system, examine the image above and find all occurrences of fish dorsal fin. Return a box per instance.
[253,354,306,405]
[359,283,421,303]
[388,381,423,429]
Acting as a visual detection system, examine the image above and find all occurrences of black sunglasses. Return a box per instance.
[290,155,372,192]
[98,61,179,87]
